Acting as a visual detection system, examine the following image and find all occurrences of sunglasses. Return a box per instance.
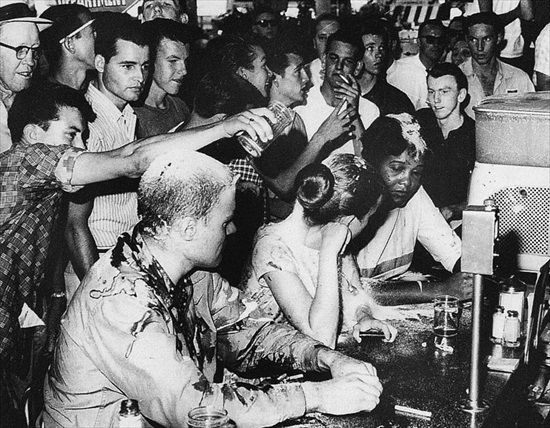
[420,35,446,45]
[255,19,278,28]
[0,42,40,60]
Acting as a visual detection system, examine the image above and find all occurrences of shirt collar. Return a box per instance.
[86,82,135,121]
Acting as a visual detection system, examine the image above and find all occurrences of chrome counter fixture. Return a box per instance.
[461,199,499,413]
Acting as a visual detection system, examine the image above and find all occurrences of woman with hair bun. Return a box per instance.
[241,153,397,349]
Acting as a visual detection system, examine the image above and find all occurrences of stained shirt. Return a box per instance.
[44,229,330,428]
[416,108,476,208]
[459,57,535,118]
[85,83,139,249]
[0,143,84,363]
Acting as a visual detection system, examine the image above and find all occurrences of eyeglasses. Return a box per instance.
[255,19,278,28]
[420,35,446,45]
[0,42,40,60]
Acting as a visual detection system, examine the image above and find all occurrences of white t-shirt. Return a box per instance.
[294,84,379,155]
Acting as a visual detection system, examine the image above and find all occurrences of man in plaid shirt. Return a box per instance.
[0,84,275,420]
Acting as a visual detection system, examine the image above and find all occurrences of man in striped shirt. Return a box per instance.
[64,16,149,298]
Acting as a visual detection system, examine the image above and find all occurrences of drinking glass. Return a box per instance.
[433,295,461,351]
[237,100,294,158]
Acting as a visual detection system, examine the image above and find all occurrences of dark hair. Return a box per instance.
[94,13,147,62]
[212,34,263,73]
[326,28,365,60]
[193,71,266,118]
[418,19,447,37]
[361,113,428,169]
[427,62,468,92]
[359,18,390,45]
[266,38,305,76]
[8,85,96,143]
[448,16,466,33]
[295,154,384,225]
[40,4,94,68]
[464,11,504,37]
[141,18,194,65]
[251,6,279,24]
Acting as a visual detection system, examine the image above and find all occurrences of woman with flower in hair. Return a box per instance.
[354,113,472,305]
[241,153,397,349]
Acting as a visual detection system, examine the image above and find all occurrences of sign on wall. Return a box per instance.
[56,0,125,6]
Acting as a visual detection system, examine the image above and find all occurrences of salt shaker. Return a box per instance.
[491,305,505,344]
[503,310,521,348]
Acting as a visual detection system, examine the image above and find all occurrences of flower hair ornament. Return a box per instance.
[387,113,427,159]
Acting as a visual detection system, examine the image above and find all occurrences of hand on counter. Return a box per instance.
[301,371,382,415]
[352,319,398,344]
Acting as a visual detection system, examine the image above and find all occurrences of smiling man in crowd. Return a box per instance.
[134,18,193,138]
[0,1,51,153]
[416,62,475,223]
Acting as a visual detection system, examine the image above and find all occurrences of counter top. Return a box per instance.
[278,303,531,428]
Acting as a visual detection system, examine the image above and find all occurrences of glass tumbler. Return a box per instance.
[433,295,461,351]
[237,100,294,158]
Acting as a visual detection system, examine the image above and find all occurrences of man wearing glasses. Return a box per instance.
[0,1,51,153]
[251,7,280,43]
[387,19,447,110]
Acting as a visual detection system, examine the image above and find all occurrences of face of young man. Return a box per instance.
[427,74,466,121]
[467,23,500,66]
[361,34,387,76]
[379,150,425,208]
[192,185,237,268]
[273,53,309,107]
[153,38,189,96]
[34,106,87,148]
[242,45,271,97]
[0,22,40,94]
[142,0,180,22]
[324,40,361,88]
[313,19,340,59]
[418,24,447,64]
[97,39,149,110]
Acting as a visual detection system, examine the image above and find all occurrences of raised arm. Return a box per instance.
[253,103,353,201]
[263,223,349,348]
[70,109,275,185]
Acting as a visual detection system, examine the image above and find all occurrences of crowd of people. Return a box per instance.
[0,0,548,426]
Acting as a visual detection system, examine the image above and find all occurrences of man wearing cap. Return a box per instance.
[39,4,96,92]
[0,1,51,153]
